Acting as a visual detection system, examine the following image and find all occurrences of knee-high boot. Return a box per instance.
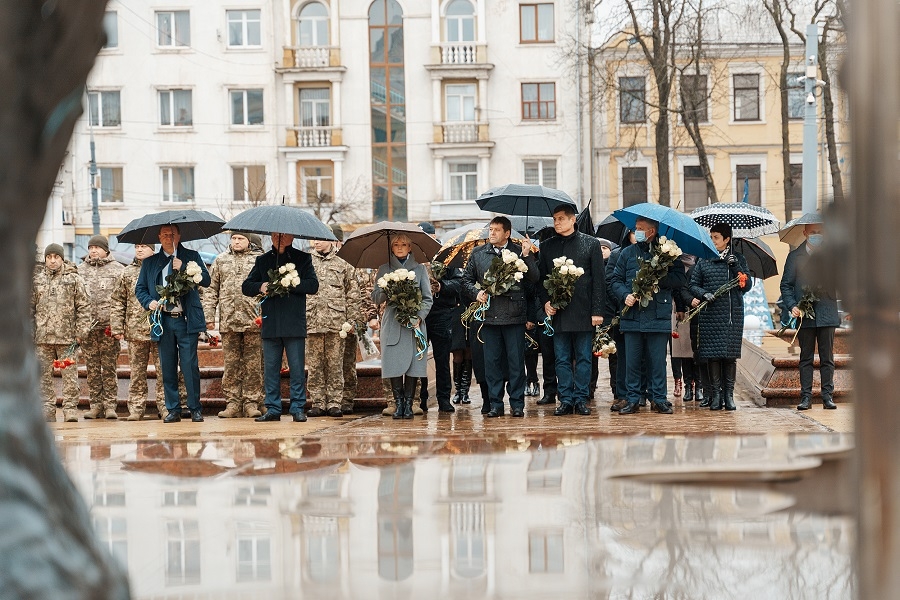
[391,377,406,420]
[697,361,711,407]
[402,376,416,419]
[451,361,463,404]
[723,360,737,411]
[459,360,472,404]
[708,360,723,411]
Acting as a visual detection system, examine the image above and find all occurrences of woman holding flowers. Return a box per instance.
[686,223,752,411]
[372,234,433,419]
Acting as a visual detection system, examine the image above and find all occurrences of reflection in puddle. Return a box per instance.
[60,434,853,599]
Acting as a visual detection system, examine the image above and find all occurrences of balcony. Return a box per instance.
[281,46,342,69]
[436,122,489,144]
[440,42,484,65]
[426,43,493,78]
[286,126,342,148]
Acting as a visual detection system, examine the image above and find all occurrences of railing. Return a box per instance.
[439,42,484,65]
[289,125,339,147]
[441,121,483,143]
[285,46,338,68]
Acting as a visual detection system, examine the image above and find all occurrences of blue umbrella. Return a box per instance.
[613,203,718,259]
[475,184,576,217]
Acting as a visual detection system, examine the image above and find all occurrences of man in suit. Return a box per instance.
[780,223,840,410]
[461,216,539,418]
[135,224,211,423]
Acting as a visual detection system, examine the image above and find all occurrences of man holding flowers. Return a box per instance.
[538,204,606,416]
[461,216,538,418]
[609,217,687,415]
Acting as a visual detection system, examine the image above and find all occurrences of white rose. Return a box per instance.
[502,250,516,264]
[281,276,291,287]
[517,261,528,273]
[339,330,347,339]
[553,257,565,267]
[377,277,387,288]
[576,267,585,276]
[566,258,574,265]
[559,265,569,274]
[278,266,287,274]
[341,322,353,332]
[291,277,301,287]
[192,274,202,283]
[514,272,524,281]
[658,236,668,244]
[285,263,295,271]
[406,271,416,281]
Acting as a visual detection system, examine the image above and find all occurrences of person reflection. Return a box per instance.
[377,464,415,581]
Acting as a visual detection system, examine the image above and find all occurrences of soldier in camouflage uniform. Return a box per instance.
[32,244,90,422]
[78,235,125,419]
[203,232,265,418]
[306,234,359,418]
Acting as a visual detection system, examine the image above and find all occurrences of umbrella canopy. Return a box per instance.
[222,204,336,241]
[778,212,823,246]
[508,215,553,237]
[595,213,628,245]
[576,201,595,235]
[731,237,778,279]
[475,184,577,217]
[613,203,719,259]
[337,221,442,269]
[433,222,526,269]
[117,209,225,244]
[690,203,781,238]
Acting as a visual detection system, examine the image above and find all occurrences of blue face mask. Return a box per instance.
[808,234,823,247]
[634,230,647,243]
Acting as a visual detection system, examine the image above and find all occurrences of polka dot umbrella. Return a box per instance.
[690,203,781,238]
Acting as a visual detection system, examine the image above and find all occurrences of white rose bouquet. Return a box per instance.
[156,260,204,305]
[461,248,529,325]
[592,326,617,358]
[265,262,301,297]
[376,268,427,359]
[540,256,585,336]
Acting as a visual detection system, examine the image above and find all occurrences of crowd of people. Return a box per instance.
[33,212,837,422]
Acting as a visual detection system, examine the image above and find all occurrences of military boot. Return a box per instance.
[382,399,396,416]
[244,402,262,418]
[217,402,243,418]
[83,405,103,419]
[105,403,119,419]
[43,409,56,422]
[126,412,143,422]
[63,409,79,423]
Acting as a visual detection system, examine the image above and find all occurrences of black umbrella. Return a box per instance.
[508,215,553,237]
[337,222,441,269]
[476,184,576,217]
[117,210,225,244]
[732,237,778,279]
[595,214,628,245]
[222,205,336,241]
[576,199,594,234]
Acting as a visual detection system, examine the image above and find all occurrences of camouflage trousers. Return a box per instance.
[83,328,121,412]
[306,332,344,410]
[127,341,187,418]
[341,332,358,412]
[36,343,79,416]
[222,331,263,409]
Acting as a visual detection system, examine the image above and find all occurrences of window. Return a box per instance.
[787,163,803,217]
[163,490,197,506]
[98,167,123,203]
[166,520,201,585]
[300,163,333,204]
[231,89,264,125]
[683,165,708,212]
[156,11,190,47]
[733,74,760,121]
[94,487,125,507]
[736,164,761,205]
[234,484,271,507]
[159,90,192,127]
[520,4,554,43]
[524,159,557,188]
[94,517,127,567]
[299,1,329,46]
[237,526,272,582]
[102,12,118,49]
[787,73,805,119]
[681,74,707,122]
[300,88,330,126]
[445,84,476,122]
[619,76,646,123]
[521,83,556,120]
[446,0,475,42]
[227,10,261,47]
[527,450,564,491]
[449,162,478,201]
[529,531,564,573]
[88,91,121,127]
[622,167,647,207]
[232,166,267,203]
[161,167,194,203]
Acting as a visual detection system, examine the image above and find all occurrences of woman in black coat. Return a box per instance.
[686,223,752,411]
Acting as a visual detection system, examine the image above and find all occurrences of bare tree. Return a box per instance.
[306,175,372,225]
[0,1,129,597]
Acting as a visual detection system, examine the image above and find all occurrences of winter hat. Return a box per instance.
[245,233,262,247]
[88,234,110,254]
[418,221,436,235]
[44,243,65,259]
[330,224,344,242]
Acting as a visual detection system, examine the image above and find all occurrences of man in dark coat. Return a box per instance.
[135,224,211,423]
[780,223,840,410]
[538,204,606,416]
[462,216,539,417]
[242,232,319,422]
[425,258,463,413]
[609,217,687,414]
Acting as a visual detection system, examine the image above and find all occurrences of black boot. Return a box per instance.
[402,376,416,419]
[480,382,491,414]
[708,361,723,411]
[697,362,711,407]
[723,361,737,411]
[683,380,695,402]
[459,360,473,404]
[438,396,455,413]
[391,377,405,420]
[419,376,429,412]
[451,362,463,404]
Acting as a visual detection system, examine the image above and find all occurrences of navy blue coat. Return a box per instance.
[242,246,319,339]
[537,231,606,332]
[135,244,211,339]
[780,243,840,328]
[609,241,687,334]
[687,253,752,360]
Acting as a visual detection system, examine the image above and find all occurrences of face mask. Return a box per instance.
[808,234,823,247]
[634,231,647,243]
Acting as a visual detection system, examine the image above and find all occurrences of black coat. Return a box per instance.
[462,241,539,326]
[537,231,606,332]
[242,246,319,339]
[431,267,463,315]
[780,243,840,328]
[603,247,623,321]
[687,253,752,360]
[135,244,211,339]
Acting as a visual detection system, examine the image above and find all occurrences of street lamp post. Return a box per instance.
[801,23,819,216]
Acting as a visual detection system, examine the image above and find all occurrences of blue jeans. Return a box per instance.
[480,323,526,412]
[553,330,593,407]
[262,336,307,415]
[624,332,669,406]
[157,313,201,412]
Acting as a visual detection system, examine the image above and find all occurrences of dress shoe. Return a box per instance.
[797,397,812,410]
[653,402,673,414]
[255,411,281,422]
[536,395,556,405]
[292,411,308,422]
[307,407,325,417]
[823,397,837,410]
[163,412,181,423]
[574,403,591,416]
[617,402,640,415]
[610,399,628,412]
[553,404,574,416]
[327,407,343,418]
[485,408,505,418]
[191,409,204,422]
[510,408,524,418]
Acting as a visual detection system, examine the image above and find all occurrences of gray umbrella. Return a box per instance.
[475,184,577,217]
[778,212,823,246]
[117,209,225,244]
[223,205,336,241]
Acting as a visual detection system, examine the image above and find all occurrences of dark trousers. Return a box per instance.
[554,330,593,407]
[426,312,453,402]
[624,332,669,406]
[672,357,694,381]
[608,353,619,397]
[262,336,307,415]
[158,313,201,412]
[481,323,527,411]
[613,325,628,400]
[797,326,836,399]
[538,325,558,396]
[524,338,540,384]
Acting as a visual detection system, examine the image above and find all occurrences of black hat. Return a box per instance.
[44,243,65,258]
[418,221,435,235]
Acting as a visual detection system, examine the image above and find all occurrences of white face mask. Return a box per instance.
[634,230,647,243]
[808,234,824,247]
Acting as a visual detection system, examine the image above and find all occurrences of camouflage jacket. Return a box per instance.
[201,246,264,332]
[78,256,125,328]
[32,261,90,344]
[356,268,380,322]
[306,248,360,334]
[110,261,151,341]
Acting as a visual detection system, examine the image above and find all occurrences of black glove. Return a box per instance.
[726,253,737,267]
[703,293,715,303]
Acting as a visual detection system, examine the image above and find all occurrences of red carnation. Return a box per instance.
[52,360,62,369]
[280,367,290,375]
[104,326,112,337]
[254,316,263,328]
[671,331,680,339]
